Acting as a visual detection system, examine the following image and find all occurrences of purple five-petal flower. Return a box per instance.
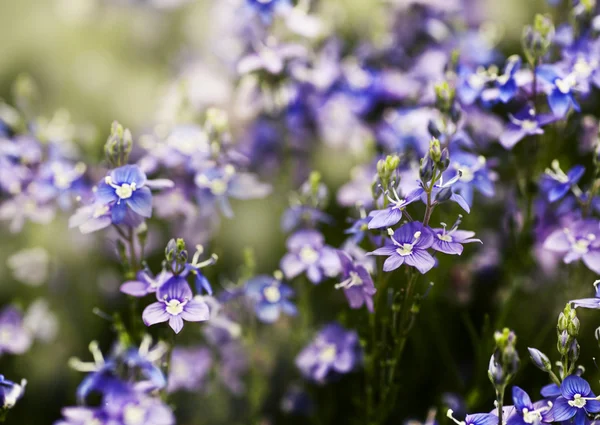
[280,230,341,284]
[95,165,153,224]
[142,276,210,334]
[549,375,600,425]
[335,251,376,312]
[368,222,436,274]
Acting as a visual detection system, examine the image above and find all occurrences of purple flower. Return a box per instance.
[0,375,26,409]
[194,165,271,218]
[68,200,114,234]
[415,173,471,214]
[549,375,600,424]
[57,391,175,425]
[539,160,585,202]
[244,275,297,323]
[167,347,212,393]
[447,410,498,425]
[489,55,522,104]
[543,219,600,274]
[245,0,291,23]
[445,151,496,206]
[507,386,553,425]
[95,165,154,224]
[335,251,376,312]
[431,218,481,255]
[570,280,600,309]
[368,188,420,229]
[237,41,307,75]
[368,222,436,274]
[120,269,173,297]
[499,106,556,149]
[295,323,361,384]
[0,306,32,355]
[142,277,210,334]
[280,230,341,284]
[537,64,580,117]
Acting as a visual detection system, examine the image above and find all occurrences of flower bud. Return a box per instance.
[435,187,453,203]
[557,330,569,356]
[104,121,133,168]
[557,312,568,332]
[439,148,450,172]
[420,155,435,182]
[567,314,580,337]
[434,81,455,113]
[528,347,552,371]
[428,120,442,138]
[429,138,442,163]
[522,14,554,65]
[568,339,580,364]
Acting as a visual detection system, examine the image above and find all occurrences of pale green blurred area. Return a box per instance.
[0,0,543,132]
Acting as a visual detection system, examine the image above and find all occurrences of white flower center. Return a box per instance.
[574,59,593,79]
[105,176,137,201]
[123,404,146,425]
[210,179,228,195]
[438,233,453,242]
[522,408,542,424]
[335,271,363,289]
[468,73,486,90]
[115,183,135,199]
[573,238,592,254]
[521,120,538,132]
[166,299,184,316]
[3,383,22,409]
[319,344,337,362]
[299,246,319,264]
[556,78,572,94]
[568,394,587,409]
[545,159,570,183]
[263,285,281,303]
[0,328,12,344]
[396,243,414,256]
[93,205,110,218]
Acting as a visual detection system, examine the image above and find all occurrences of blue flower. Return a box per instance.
[447,410,498,425]
[0,375,26,410]
[120,268,173,297]
[549,375,600,425]
[368,188,420,229]
[494,55,522,103]
[537,65,581,118]
[507,386,553,425]
[245,0,291,23]
[295,323,361,384]
[0,306,31,355]
[570,280,600,309]
[142,276,210,334]
[194,165,271,218]
[245,274,297,323]
[499,106,557,149]
[280,230,341,284]
[167,346,212,393]
[543,219,600,274]
[431,218,482,255]
[335,251,376,312]
[368,222,436,274]
[540,160,585,202]
[95,165,153,224]
[445,151,496,206]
